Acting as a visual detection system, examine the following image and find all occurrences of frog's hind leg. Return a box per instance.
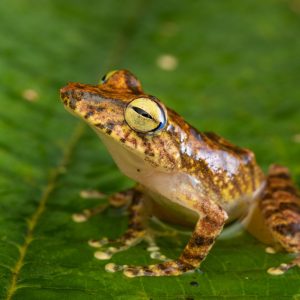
[72,188,134,223]
[123,200,227,277]
[260,164,300,275]
[91,189,148,260]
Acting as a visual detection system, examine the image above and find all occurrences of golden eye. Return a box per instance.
[125,98,167,134]
[100,70,117,84]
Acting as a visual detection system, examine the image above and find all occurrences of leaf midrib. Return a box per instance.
[5,123,85,300]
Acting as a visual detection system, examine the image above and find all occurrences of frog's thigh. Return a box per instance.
[260,164,300,275]
[260,165,300,252]
[123,199,227,277]
[92,189,148,259]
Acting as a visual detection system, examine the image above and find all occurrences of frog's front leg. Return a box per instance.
[123,199,227,277]
[90,189,149,260]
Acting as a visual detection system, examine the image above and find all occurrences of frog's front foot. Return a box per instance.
[72,203,108,223]
[72,188,134,223]
[85,188,167,263]
[90,231,168,263]
[267,255,300,275]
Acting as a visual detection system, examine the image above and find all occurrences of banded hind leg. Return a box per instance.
[90,189,149,260]
[260,165,300,275]
[123,199,227,277]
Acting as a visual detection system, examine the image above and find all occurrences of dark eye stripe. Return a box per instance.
[132,106,153,119]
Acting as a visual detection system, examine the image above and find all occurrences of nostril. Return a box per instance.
[60,85,73,101]
[59,86,78,109]
[60,86,67,94]
[60,82,80,99]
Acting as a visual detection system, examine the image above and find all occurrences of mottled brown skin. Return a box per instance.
[261,167,300,243]
[60,70,300,277]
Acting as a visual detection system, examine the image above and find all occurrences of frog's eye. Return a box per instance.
[125,98,167,134]
[100,70,117,84]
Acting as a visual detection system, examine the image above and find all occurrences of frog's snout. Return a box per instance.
[60,83,83,110]
[60,85,70,100]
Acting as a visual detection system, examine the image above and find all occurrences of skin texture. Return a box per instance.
[60,70,300,277]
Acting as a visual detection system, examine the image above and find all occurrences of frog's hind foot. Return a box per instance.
[260,164,300,274]
[123,259,194,277]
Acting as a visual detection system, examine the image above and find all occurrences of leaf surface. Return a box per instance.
[0,0,300,299]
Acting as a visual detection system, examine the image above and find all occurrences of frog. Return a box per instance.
[60,69,300,277]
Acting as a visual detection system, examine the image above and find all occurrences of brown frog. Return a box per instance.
[60,70,300,277]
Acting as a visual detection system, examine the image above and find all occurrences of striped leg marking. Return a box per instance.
[122,202,227,277]
[260,164,300,275]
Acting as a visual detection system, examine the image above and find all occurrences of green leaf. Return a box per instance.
[1,0,300,299]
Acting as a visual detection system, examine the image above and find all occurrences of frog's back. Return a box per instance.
[176,120,265,215]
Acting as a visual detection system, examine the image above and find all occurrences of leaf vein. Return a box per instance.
[4,123,84,300]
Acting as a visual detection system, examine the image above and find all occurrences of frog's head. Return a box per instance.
[60,70,181,175]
